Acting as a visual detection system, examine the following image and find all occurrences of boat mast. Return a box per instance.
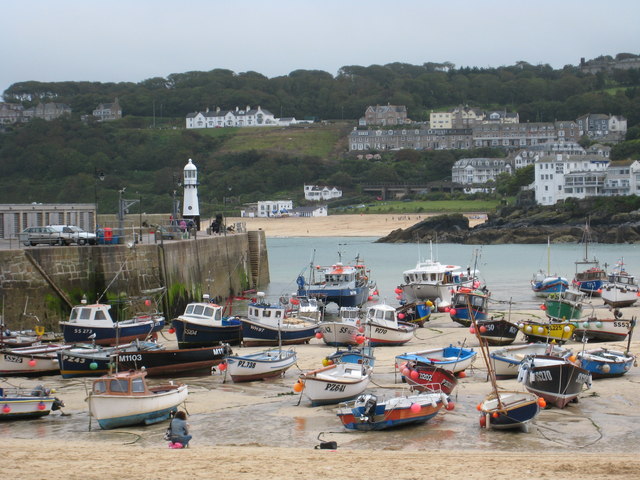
[466,293,504,409]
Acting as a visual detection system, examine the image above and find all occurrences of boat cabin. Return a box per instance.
[68,304,115,326]
[574,266,606,282]
[182,302,223,322]
[366,304,399,328]
[91,371,150,397]
[247,303,286,327]
[340,307,360,325]
[607,271,638,286]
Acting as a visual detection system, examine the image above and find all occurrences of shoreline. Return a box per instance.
[226,213,487,238]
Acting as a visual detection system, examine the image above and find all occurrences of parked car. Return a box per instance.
[154,225,181,241]
[19,226,71,246]
[48,225,97,245]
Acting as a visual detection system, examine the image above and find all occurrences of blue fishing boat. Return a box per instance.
[531,271,569,297]
[449,287,490,327]
[572,222,606,296]
[172,295,242,348]
[297,253,375,308]
[396,301,432,327]
[326,346,375,367]
[396,344,477,375]
[577,348,635,379]
[59,302,164,346]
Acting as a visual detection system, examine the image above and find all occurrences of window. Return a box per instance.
[132,378,145,393]
[109,379,129,393]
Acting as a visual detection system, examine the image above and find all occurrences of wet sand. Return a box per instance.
[4,303,640,479]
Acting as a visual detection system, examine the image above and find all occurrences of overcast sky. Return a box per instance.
[2,0,639,97]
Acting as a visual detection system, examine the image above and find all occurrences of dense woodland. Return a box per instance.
[2,55,640,216]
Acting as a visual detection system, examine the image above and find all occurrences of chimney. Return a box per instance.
[216,106,220,113]
[246,105,250,112]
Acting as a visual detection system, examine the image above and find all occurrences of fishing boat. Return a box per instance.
[296,253,375,308]
[396,360,458,395]
[224,348,297,382]
[172,295,243,348]
[396,301,432,327]
[518,320,575,344]
[474,318,519,346]
[461,291,543,431]
[0,343,71,376]
[396,344,477,375]
[239,293,319,347]
[518,355,591,408]
[115,344,231,376]
[577,348,635,379]
[478,390,542,430]
[398,245,478,311]
[449,287,490,327]
[0,384,64,420]
[571,316,634,342]
[86,369,188,430]
[530,238,568,297]
[572,222,606,296]
[326,346,375,367]
[601,261,639,308]
[543,288,585,321]
[60,301,164,346]
[295,362,372,406]
[57,340,163,378]
[363,304,417,347]
[317,306,362,347]
[336,390,451,431]
[490,343,571,380]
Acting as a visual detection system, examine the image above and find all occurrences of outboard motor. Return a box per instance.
[52,397,65,411]
[359,394,377,423]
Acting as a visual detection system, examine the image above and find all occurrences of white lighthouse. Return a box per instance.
[182,158,200,229]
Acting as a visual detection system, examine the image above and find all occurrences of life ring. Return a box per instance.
[35,325,45,336]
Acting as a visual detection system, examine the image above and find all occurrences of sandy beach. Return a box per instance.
[5,215,640,479]
[227,213,487,238]
[5,305,640,480]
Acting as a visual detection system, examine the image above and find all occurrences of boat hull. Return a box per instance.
[60,317,164,346]
[601,286,639,308]
[477,319,519,346]
[116,345,230,376]
[0,344,70,376]
[479,391,540,430]
[226,349,296,382]
[398,362,458,395]
[577,348,635,379]
[365,322,416,347]
[572,318,632,342]
[518,356,591,408]
[87,384,188,430]
[531,277,569,297]
[299,364,371,406]
[518,321,574,344]
[300,286,369,308]
[396,345,477,374]
[240,319,317,347]
[172,318,242,348]
[490,343,569,380]
[317,321,360,346]
[337,392,446,431]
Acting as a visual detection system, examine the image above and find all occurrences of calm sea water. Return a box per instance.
[264,237,640,310]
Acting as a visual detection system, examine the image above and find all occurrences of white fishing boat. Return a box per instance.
[0,343,71,376]
[489,343,571,379]
[224,348,297,382]
[86,369,188,430]
[364,303,416,347]
[0,384,65,420]
[296,362,372,406]
[317,306,362,346]
[601,261,639,308]
[572,316,634,342]
[398,243,478,310]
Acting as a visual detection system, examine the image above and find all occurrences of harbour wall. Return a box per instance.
[0,231,269,330]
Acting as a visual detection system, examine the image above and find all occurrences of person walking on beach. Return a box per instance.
[169,410,192,448]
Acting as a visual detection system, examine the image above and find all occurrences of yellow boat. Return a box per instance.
[517,321,575,344]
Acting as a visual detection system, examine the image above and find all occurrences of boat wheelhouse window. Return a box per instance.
[275,310,282,318]
[94,310,107,321]
[193,305,205,315]
[70,308,79,320]
[404,275,410,283]
[109,379,129,393]
[204,306,215,317]
[384,310,394,321]
[93,380,107,394]
[132,378,145,393]
[264,310,271,317]
[186,305,195,314]
[79,308,92,320]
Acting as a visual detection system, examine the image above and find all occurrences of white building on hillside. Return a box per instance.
[186,106,277,128]
[303,185,342,201]
[451,158,513,185]
[292,205,327,217]
[535,154,610,205]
